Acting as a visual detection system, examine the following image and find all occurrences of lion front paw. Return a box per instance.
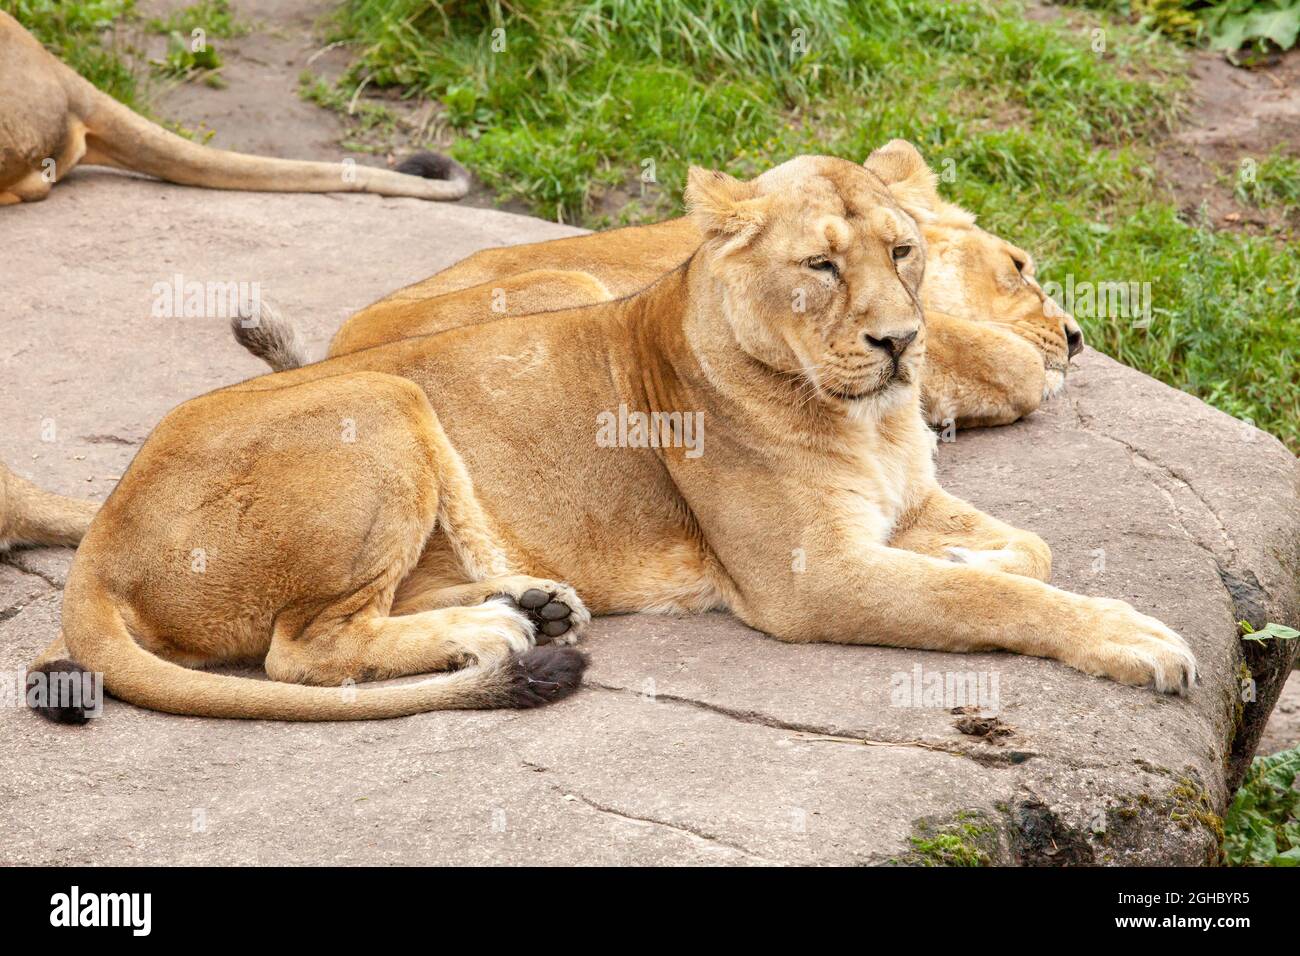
[1071,598,1198,695]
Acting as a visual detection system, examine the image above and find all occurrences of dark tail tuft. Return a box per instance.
[231,300,308,372]
[396,151,471,189]
[26,660,93,725]
[503,646,589,708]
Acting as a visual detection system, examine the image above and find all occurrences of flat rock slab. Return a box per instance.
[1,172,1297,865]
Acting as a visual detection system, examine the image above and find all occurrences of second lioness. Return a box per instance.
[36,155,1194,723]
[252,141,1083,432]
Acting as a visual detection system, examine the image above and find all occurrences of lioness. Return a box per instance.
[0,11,468,204]
[29,155,1195,723]
[246,141,1085,432]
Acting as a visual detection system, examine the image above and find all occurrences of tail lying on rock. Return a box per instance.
[232,300,310,372]
[33,574,589,723]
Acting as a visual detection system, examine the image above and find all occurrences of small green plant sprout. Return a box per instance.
[146,0,249,40]
[1238,620,1300,643]
[153,29,222,82]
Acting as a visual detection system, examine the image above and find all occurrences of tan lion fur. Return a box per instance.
[31,155,1194,723]
[0,11,469,204]
[319,140,1083,433]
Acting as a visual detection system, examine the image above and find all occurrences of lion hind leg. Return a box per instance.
[53,372,587,720]
[264,599,538,686]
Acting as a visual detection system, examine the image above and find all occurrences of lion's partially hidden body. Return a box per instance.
[317,150,1081,432]
[31,155,1196,723]
[0,11,470,204]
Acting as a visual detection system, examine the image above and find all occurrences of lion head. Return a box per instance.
[685,155,929,415]
[864,139,1084,398]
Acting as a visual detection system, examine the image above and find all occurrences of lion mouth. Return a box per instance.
[825,385,879,402]
[824,364,910,402]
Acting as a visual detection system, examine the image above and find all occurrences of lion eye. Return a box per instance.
[1012,257,1026,274]
[892,245,913,261]
[805,256,839,278]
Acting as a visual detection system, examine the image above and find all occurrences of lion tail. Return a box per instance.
[76,72,471,200]
[39,570,587,723]
[231,300,310,372]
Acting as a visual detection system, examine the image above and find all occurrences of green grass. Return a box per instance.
[298,73,400,150]
[326,0,1300,451]
[145,0,249,39]
[145,1,249,86]
[4,0,142,109]
[1235,150,1300,213]
[1224,745,1300,866]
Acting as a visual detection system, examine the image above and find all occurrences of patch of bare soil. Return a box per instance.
[135,0,515,211]
[1028,2,1298,234]
[1258,672,1300,755]
[1160,48,1300,233]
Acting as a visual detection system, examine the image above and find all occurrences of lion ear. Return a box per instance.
[864,139,940,223]
[685,167,769,254]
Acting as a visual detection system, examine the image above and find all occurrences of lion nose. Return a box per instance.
[1065,323,1084,358]
[864,329,918,359]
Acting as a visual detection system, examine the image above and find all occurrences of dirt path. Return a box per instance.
[1027,1,1299,234]
[1163,49,1300,231]
[141,0,353,160]
[137,0,510,209]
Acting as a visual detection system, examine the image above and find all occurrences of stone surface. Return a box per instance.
[1,173,1297,865]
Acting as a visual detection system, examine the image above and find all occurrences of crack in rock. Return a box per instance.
[1,555,65,590]
[523,758,777,863]
[585,680,1033,767]
[0,602,31,625]
[0,561,56,616]
[1067,397,1254,632]
[557,786,777,865]
[81,433,139,446]
[1070,398,1238,565]
[1065,394,1297,792]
